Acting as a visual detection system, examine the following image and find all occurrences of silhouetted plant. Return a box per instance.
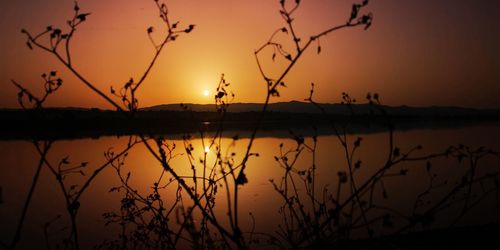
[11,71,63,110]
[6,68,65,248]
[12,1,254,248]
[265,90,500,248]
[10,1,202,247]
[5,0,500,249]
[246,0,373,182]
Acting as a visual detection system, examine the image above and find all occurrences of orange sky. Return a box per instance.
[0,0,499,109]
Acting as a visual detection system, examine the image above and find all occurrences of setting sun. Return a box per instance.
[203,89,209,97]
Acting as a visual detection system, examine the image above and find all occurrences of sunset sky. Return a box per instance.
[0,0,498,109]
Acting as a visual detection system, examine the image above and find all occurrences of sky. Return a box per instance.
[0,0,499,109]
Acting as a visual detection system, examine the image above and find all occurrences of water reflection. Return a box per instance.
[0,124,499,248]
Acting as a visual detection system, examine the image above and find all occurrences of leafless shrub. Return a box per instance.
[4,1,499,250]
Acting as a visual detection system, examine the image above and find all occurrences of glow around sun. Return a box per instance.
[203,89,209,97]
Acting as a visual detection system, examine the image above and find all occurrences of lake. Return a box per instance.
[0,122,499,249]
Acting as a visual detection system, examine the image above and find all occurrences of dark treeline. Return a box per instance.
[1,107,499,140]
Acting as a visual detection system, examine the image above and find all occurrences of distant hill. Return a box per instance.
[143,101,500,117]
[1,101,499,140]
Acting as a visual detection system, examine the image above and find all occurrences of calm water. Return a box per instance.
[0,124,499,248]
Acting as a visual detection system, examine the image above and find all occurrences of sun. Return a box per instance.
[203,89,209,97]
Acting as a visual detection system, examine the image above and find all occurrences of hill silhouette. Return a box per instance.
[144,101,500,117]
[1,101,499,140]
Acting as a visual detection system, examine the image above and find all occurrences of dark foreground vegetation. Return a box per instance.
[336,222,500,250]
[2,0,499,249]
